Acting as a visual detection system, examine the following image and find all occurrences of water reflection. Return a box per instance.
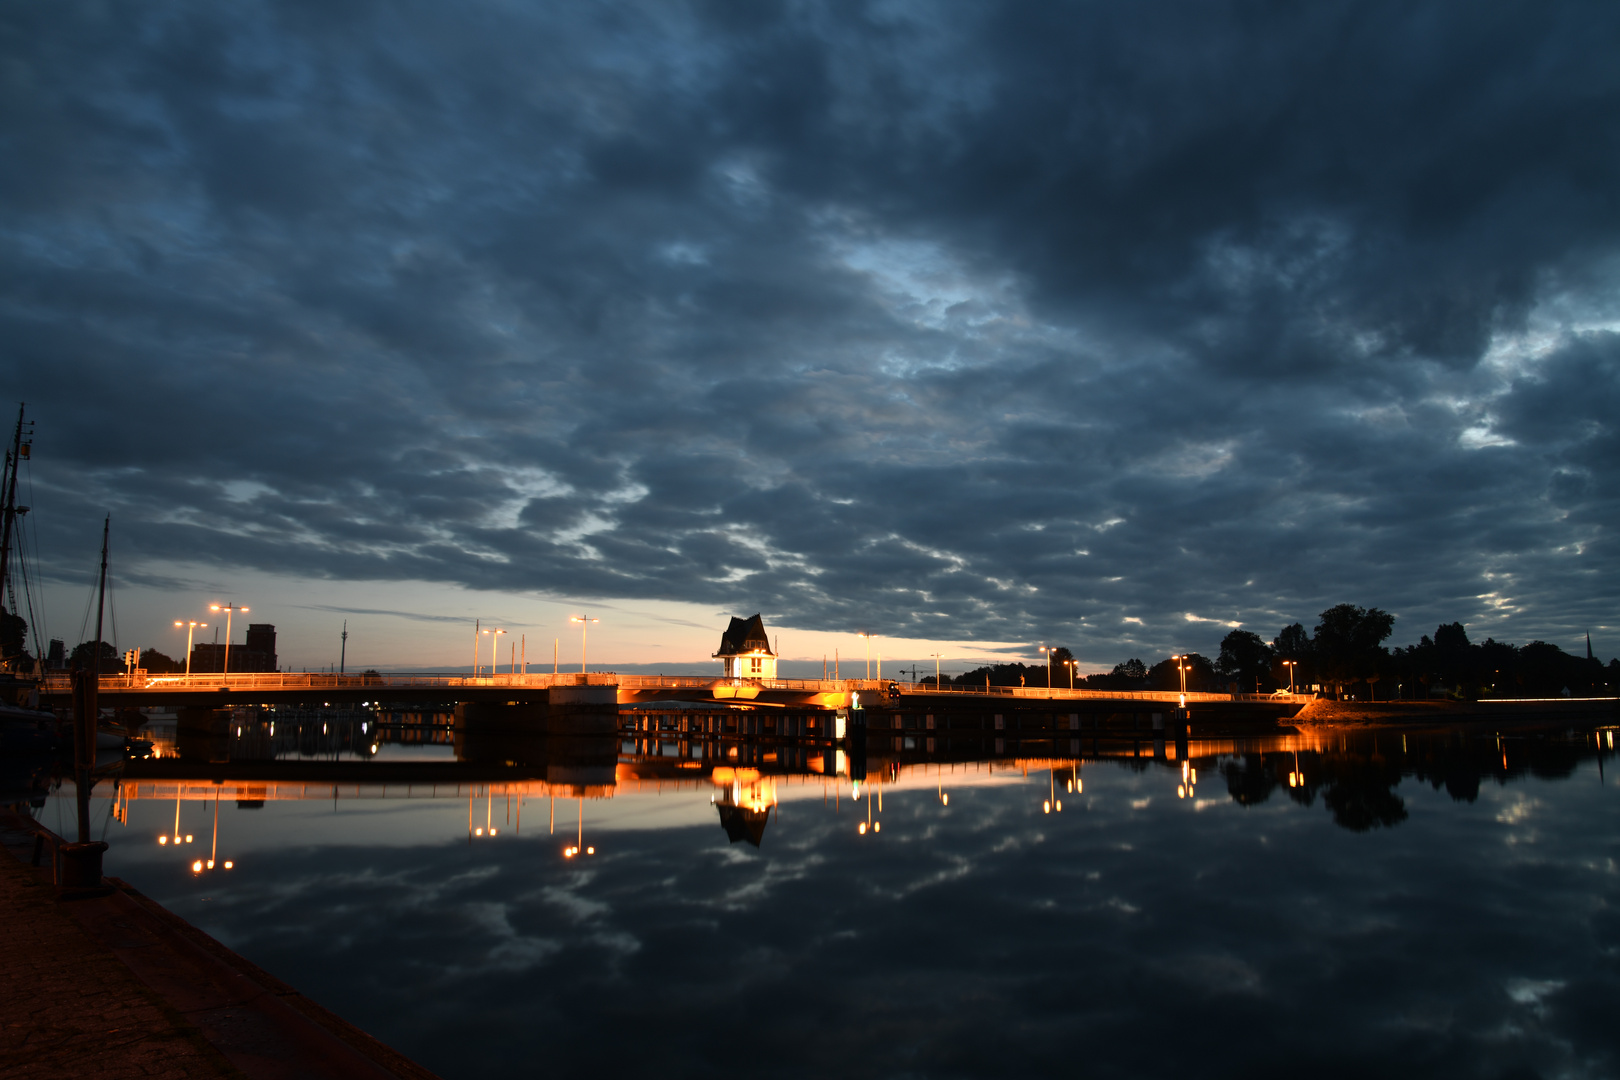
[31,717,1620,1080]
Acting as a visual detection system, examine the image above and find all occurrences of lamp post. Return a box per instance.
[570,616,598,674]
[483,628,505,680]
[930,652,943,690]
[173,620,207,676]
[1065,659,1077,689]
[208,603,248,675]
[1282,659,1297,693]
[858,633,872,681]
[190,787,235,873]
[1170,653,1190,709]
[1038,645,1052,688]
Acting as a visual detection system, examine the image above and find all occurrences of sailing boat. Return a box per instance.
[0,403,55,761]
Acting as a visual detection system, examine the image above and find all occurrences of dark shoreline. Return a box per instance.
[1284,696,1618,726]
[0,807,439,1080]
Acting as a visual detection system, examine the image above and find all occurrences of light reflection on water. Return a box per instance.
[48,724,1620,1080]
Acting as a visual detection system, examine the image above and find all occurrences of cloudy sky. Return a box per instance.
[4,1,1618,672]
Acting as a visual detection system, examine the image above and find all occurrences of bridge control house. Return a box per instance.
[714,614,777,680]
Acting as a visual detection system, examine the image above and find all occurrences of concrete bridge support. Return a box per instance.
[453,683,620,736]
[548,683,618,736]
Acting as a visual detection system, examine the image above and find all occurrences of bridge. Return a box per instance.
[41,670,1307,713]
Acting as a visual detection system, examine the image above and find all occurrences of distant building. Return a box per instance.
[245,624,277,671]
[191,624,277,673]
[714,614,776,680]
[46,639,65,670]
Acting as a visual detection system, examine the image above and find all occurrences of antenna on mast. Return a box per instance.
[340,620,348,675]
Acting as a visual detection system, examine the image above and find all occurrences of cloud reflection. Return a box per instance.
[98,753,1618,1080]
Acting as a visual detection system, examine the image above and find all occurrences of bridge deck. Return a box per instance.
[42,670,1304,708]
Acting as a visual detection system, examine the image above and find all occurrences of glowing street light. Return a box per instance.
[157,796,194,846]
[173,620,208,676]
[562,795,594,857]
[469,789,501,838]
[1282,659,1297,693]
[570,615,599,673]
[208,603,248,675]
[1064,659,1078,689]
[482,627,505,680]
[191,788,235,873]
[1038,645,1052,688]
[1170,653,1190,707]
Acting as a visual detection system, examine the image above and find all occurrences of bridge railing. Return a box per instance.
[49,671,625,694]
[48,669,1313,704]
[882,681,1238,703]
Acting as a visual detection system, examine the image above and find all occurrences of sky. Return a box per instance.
[3,0,1619,674]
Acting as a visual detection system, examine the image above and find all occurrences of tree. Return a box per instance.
[138,648,184,674]
[1273,622,1311,659]
[1217,630,1275,691]
[1085,658,1147,691]
[1311,605,1394,698]
[1272,621,1313,687]
[70,639,126,673]
[1149,652,1215,692]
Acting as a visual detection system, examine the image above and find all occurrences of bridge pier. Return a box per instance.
[453,683,619,736]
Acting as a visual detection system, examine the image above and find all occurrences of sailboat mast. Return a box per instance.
[74,515,109,845]
[0,403,25,615]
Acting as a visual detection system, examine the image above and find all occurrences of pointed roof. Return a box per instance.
[717,804,771,847]
[713,614,774,658]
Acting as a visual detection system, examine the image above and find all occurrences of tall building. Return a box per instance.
[191,624,277,673]
[245,624,277,671]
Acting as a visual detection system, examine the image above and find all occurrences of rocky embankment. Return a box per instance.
[1287,696,1616,726]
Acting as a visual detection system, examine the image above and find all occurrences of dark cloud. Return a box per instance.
[4,0,1619,660]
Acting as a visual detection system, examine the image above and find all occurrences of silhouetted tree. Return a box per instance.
[1149,652,1215,692]
[1322,767,1408,831]
[69,639,125,673]
[1220,753,1279,806]
[1217,630,1274,691]
[1084,657,1148,691]
[1312,604,1394,698]
[138,647,184,674]
[952,662,1037,688]
[1272,621,1313,687]
[0,608,30,662]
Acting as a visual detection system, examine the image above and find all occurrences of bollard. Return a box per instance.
[59,841,108,889]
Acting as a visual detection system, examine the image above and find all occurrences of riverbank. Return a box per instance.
[0,808,439,1080]
[1288,696,1618,726]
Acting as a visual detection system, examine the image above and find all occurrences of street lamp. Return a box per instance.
[930,652,944,689]
[190,788,235,873]
[570,615,599,674]
[1065,659,1078,689]
[1038,645,1053,688]
[1282,659,1297,693]
[1170,653,1189,708]
[482,628,505,680]
[173,620,208,676]
[858,633,872,680]
[157,796,194,846]
[208,603,248,675]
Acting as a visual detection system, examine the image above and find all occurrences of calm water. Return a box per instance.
[46,721,1620,1080]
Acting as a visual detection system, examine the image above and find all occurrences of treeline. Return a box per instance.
[42,641,189,674]
[933,604,1618,700]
